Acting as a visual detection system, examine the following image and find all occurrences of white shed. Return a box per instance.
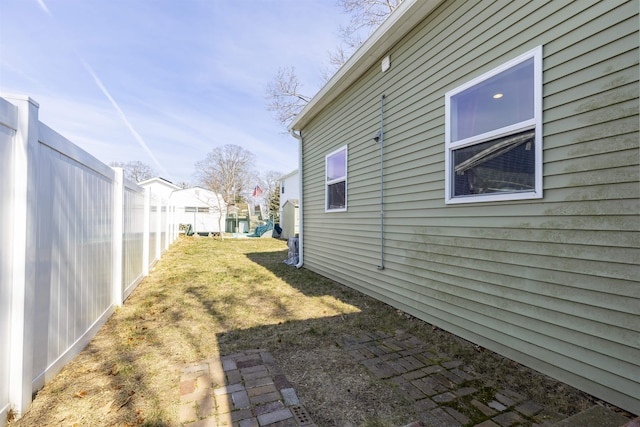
[169,187,225,235]
[278,169,299,237]
[281,199,299,239]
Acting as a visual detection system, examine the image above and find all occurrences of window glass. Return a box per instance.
[445,47,542,204]
[327,148,346,181]
[452,130,535,196]
[326,146,347,211]
[327,181,346,210]
[451,58,534,141]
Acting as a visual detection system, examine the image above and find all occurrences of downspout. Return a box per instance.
[375,95,385,270]
[289,128,304,269]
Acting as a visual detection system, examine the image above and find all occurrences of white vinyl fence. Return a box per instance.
[0,95,177,425]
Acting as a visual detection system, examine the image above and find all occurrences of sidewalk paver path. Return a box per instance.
[179,350,317,426]
[338,329,565,427]
[179,330,633,426]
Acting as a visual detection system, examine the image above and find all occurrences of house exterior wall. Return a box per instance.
[298,0,639,414]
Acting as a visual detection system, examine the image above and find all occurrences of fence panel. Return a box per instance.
[161,205,167,251]
[0,98,18,426]
[32,124,116,391]
[0,95,177,425]
[148,195,159,266]
[122,180,145,300]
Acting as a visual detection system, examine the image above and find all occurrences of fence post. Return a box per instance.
[142,187,150,276]
[7,96,39,417]
[171,205,176,243]
[155,196,162,260]
[112,168,124,306]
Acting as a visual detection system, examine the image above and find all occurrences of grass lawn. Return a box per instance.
[10,236,594,426]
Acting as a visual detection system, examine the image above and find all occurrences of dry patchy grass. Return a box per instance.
[10,236,597,427]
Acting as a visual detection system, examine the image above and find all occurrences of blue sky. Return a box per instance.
[0,0,350,184]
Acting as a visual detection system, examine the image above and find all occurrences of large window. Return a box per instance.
[325,146,347,211]
[445,46,543,204]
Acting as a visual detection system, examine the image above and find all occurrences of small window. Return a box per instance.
[197,207,209,213]
[185,207,197,212]
[445,46,542,204]
[325,146,347,212]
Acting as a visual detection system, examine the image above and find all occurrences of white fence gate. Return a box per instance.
[0,95,177,425]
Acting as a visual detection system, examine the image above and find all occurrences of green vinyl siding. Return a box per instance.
[299,0,639,414]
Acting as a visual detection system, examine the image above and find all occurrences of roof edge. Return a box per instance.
[278,169,299,180]
[289,0,444,132]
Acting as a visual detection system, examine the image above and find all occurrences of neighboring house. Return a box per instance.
[278,169,300,239]
[170,187,226,234]
[289,0,639,415]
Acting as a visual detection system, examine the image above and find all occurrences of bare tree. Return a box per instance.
[266,0,402,127]
[194,144,256,238]
[110,160,156,182]
[321,45,352,81]
[337,0,402,46]
[265,66,312,126]
[260,170,283,222]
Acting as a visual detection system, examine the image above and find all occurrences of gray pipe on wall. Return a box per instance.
[375,94,385,270]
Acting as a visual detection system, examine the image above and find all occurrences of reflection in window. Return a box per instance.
[450,58,534,141]
[453,130,535,196]
[445,46,542,203]
[325,146,347,211]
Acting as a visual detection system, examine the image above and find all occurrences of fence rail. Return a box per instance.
[0,95,177,425]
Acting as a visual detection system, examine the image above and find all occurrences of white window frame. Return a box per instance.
[325,145,348,212]
[445,46,543,204]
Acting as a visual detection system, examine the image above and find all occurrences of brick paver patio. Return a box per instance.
[338,329,560,427]
[179,350,317,427]
[179,329,635,426]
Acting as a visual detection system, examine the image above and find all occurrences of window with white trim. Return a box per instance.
[445,46,543,204]
[325,146,347,211]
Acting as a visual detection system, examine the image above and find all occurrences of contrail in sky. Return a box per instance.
[81,61,169,178]
[36,0,52,15]
[37,0,170,179]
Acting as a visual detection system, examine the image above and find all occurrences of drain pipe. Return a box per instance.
[374,94,385,270]
[289,128,304,269]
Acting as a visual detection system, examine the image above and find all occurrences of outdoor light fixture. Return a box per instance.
[493,93,504,99]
